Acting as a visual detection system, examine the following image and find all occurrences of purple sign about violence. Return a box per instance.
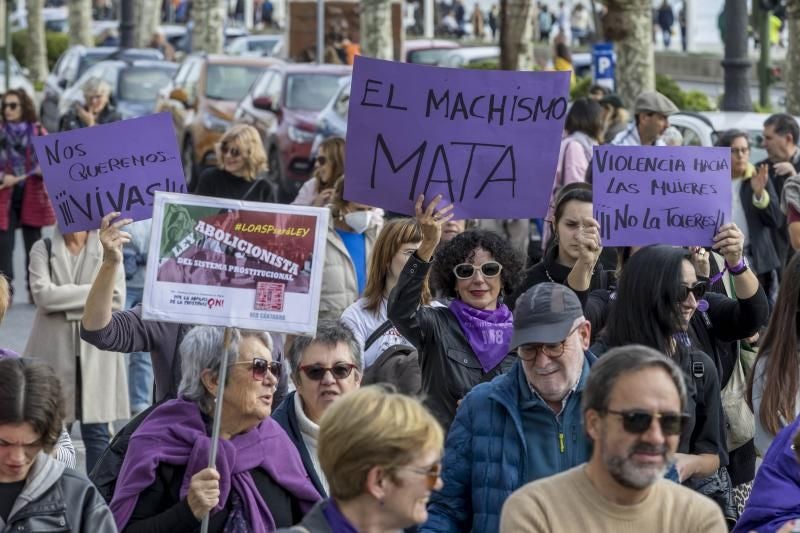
[343,56,570,219]
[32,112,185,233]
[592,145,732,246]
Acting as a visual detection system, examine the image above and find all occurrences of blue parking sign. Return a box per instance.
[592,42,615,91]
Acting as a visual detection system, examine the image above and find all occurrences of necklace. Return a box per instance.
[544,268,555,283]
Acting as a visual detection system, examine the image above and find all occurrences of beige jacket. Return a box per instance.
[319,217,376,320]
[24,230,129,424]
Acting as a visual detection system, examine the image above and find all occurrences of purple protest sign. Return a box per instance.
[343,56,570,219]
[592,145,732,246]
[31,112,185,232]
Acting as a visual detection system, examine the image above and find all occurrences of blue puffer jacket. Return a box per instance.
[421,354,595,533]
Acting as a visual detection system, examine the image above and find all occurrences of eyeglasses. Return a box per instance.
[228,357,282,381]
[400,462,442,490]
[730,147,749,155]
[604,409,688,436]
[2,102,18,110]
[315,155,327,166]
[299,362,358,381]
[453,261,503,280]
[678,281,707,302]
[221,144,241,157]
[518,324,582,361]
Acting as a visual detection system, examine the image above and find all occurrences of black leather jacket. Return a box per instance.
[1,453,116,533]
[388,255,516,432]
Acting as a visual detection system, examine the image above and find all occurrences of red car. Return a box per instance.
[234,63,351,202]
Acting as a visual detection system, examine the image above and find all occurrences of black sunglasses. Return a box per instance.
[228,357,282,381]
[299,362,357,381]
[2,102,18,110]
[453,261,503,280]
[605,409,688,436]
[221,144,241,157]
[678,281,707,302]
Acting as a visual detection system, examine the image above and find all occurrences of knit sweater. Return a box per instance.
[499,465,726,533]
[294,392,329,495]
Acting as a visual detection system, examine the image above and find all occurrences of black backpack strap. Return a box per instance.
[365,320,394,351]
[43,238,52,278]
[241,179,263,201]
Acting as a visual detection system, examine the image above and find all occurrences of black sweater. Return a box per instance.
[192,167,273,202]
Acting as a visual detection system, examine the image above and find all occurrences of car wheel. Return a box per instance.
[182,139,196,189]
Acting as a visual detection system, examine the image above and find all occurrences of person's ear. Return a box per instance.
[585,409,603,441]
[365,465,388,503]
[578,320,591,350]
[201,368,219,398]
[353,369,362,387]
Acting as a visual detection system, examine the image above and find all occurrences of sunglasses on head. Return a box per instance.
[401,462,442,490]
[605,409,688,436]
[221,144,241,157]
[678,281,707,302]
[315,155,327,166]
[453,261,503,280]
[228,357,282,381]
[299,362,357,381]
[2,102,18,110]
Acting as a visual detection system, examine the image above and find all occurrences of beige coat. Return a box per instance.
[319,217,376,320]
[24,230,129,424]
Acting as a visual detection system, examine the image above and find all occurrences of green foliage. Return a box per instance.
[12,31,70,71]
[465,60,500,70]
[570,76,592,100]
[655,73,714,112]
[753,101,774,113]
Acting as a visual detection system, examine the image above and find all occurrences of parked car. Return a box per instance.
[310,77,350,161]
[0,57,36,102]
[225,35,284,57]
[41,46,164,132]
[57,59,177,122]
[155,53,282,187]
[404,39,458,64]
[234,63,351,201]
[437,46,499,68]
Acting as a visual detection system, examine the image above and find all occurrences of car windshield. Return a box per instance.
[249,39,280,54]
[285,74,344,111]
[205,64,263,100]
[119,67,175,102]
[78,52,113,78]
[407,48,453,65]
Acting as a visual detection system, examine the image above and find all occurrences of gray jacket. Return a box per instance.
[276,500,332,533]
[0,452,117,533]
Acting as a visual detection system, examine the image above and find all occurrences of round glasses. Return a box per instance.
[299,362,357,381]
[517,324,581,361]
[221,144,241,157]
[399,462,442,490]
[228,357,281,381]
[453,261,503,280]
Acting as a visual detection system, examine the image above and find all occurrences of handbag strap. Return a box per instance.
[365,319,394,351]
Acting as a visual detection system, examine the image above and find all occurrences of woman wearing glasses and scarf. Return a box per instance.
[388,195,524,432]
[110,326,321,532]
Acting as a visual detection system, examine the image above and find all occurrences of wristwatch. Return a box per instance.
[727,257,750,276]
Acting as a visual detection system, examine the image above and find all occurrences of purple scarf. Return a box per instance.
[2,122,33,176]
[321,499,359,533]
[449,299,513,372]
[110,398,321,532]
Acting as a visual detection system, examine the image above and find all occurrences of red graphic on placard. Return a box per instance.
[255,282,285,311]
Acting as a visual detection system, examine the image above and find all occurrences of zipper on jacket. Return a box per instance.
[558,432,565,453]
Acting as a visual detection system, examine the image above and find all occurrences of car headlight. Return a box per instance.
[202,112,230,133]
[288,125,315,143]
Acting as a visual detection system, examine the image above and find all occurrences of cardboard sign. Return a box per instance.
[344,56,570,219]
[592,145,732,246]
[32,113,185,232]
[143,192,329,334]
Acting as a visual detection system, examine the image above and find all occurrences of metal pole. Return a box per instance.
[4,0,10,92]
[720,0,752,110]
[424,0,434,38]
[199,327,232,533]
[245,0,254,29]
[120,0,135,49]
[758,3,771,109]
[316,0,324,64]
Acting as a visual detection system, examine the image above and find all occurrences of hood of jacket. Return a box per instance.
[3,452,65,524]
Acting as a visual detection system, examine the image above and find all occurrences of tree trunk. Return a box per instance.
[26,0,48,83]
[604,0,655,110]
[192,0,226,53]
[360,0,393,59]
[68,0,94,46]
[786,0,800,114]
[0,1,6,52]
[134,0,162,47]
[499,0,534,70]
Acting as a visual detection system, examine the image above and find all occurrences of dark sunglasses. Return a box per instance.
[228,357,282,381]
[221,144,241,157]
[453,261,503,280]
[678,281,707,302]
[299,362,357,381]
[401,462,442,490]
[315,155,327,166]
[605,409,688,436]
[2,102,18,110]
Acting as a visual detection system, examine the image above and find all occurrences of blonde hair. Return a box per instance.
[362,218,430,313]
[318,385,444,501]
[330,176,347,218]
[0,275,8,323]
[215,124,267,181]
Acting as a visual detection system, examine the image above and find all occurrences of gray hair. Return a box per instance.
[82,77,111,97]
[582,345,687,414]
[178,326,273,413]
[287,320,362,379]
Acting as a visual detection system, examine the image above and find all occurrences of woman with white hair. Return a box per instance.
[109,326,321,532]
[59,77,121,131]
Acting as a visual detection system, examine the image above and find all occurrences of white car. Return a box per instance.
[0,56,36,103]
[225,35,284,57]
[437,46,500,68]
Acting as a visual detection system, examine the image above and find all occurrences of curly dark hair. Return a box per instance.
[432,229,524,300]
[2,89,38,124]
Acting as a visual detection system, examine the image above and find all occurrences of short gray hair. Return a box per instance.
[582,345,687,415]
[83,77,111,97]
[178,326,273,413]
[287,320,362,378]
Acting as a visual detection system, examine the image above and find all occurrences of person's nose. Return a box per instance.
[641,415,667,445]
[7,445,26,465]
[319,369,337,385]
[433,475,444,491]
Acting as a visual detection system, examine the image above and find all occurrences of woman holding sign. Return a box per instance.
[388,195,524,431]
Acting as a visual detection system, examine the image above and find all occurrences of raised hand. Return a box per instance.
[712,223,744,268]
[98,212,133,264]
[415,194,455,261]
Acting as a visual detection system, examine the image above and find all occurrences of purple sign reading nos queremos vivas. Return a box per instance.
[592,145,732,246]
[343,56,570,219]
[32,112,185,233]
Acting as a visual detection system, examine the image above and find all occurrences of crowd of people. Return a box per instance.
[2,71,800,532]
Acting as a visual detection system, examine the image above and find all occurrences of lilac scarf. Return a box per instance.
[449,299,513,372]
[110,398,321,532]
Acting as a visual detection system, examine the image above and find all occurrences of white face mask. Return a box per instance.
[344,210,372,234]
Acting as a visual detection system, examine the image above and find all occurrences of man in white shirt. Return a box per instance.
[611,91,678,147]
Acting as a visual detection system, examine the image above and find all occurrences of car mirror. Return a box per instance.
[169,87,190,107]
[253,96,274,111]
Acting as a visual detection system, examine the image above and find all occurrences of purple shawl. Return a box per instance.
[733,415,800,533]
[449,299,513,372]
[110,398,321,532]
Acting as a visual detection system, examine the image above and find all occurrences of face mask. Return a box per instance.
[344,210,372,234]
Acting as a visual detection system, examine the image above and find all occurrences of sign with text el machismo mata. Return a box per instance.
[32,112,185,233]
[592,146,732,246]
[344,56,570,219]
[142,192,329,334]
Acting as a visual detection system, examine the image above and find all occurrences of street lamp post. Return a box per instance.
[720,0,752,111]
[120,0,134,49]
